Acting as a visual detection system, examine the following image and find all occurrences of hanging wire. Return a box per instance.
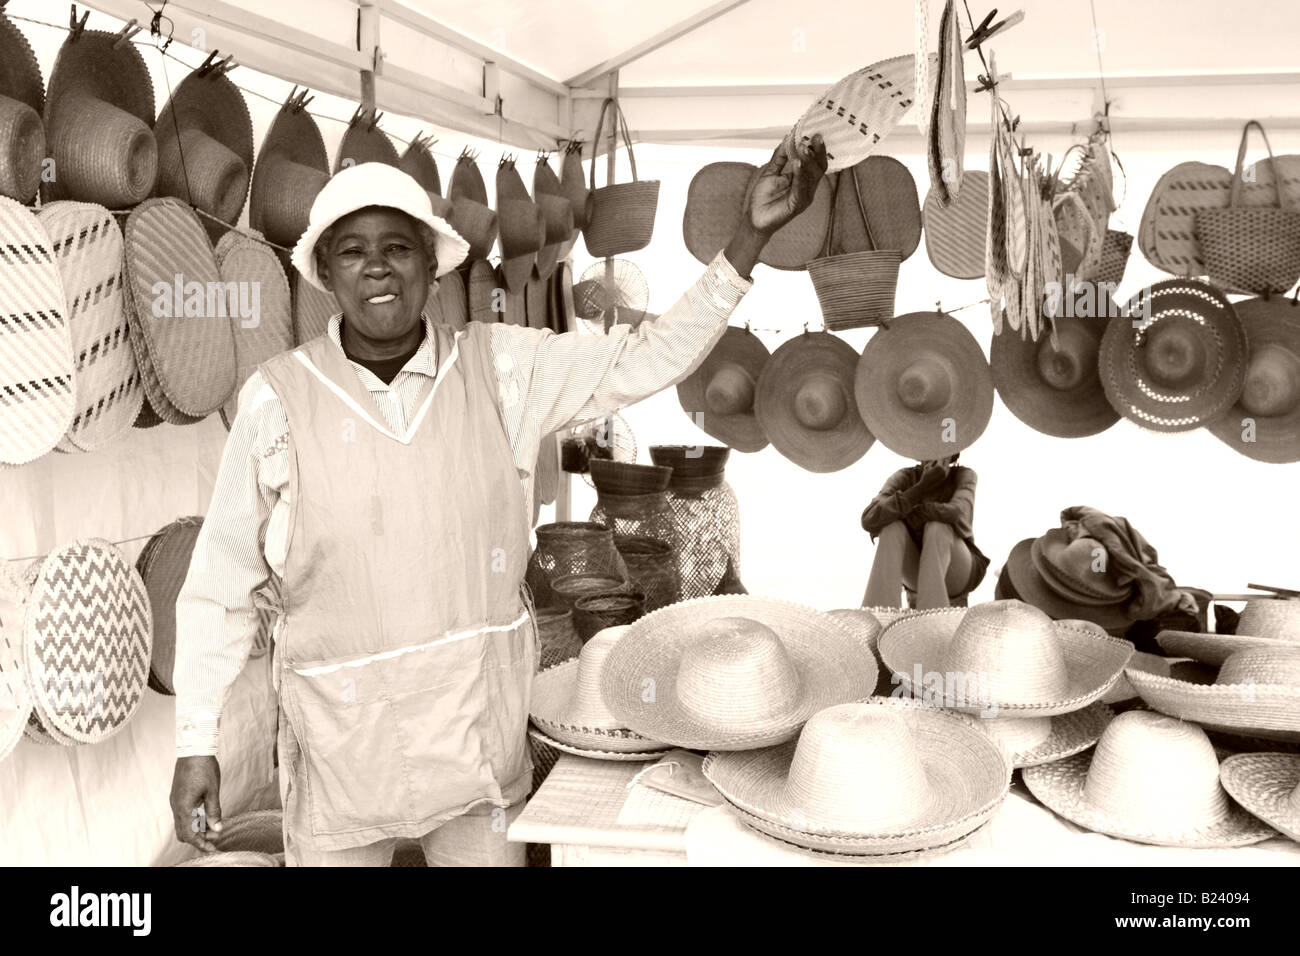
[6,532,157,564]
[1088,0,1111,127]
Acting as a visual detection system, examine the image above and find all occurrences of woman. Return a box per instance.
[860,453,989,609]
[169,139,828,866]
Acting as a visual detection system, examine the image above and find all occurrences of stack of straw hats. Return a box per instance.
[0,6,45,204]
[1002,528,1139,632]
[1157,598,1300,667]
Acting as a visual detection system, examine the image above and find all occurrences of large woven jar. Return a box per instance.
[587,460,677,547]
[649,445,743,599]
[525,522,629,609]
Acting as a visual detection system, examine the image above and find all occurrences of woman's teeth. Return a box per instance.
[367,293,397,304]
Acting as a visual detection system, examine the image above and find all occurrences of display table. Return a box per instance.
[511,753,1300,867]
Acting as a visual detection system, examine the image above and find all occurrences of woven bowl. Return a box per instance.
[550,572,633,611]
[573,592,646,643]
[588,459,673,496]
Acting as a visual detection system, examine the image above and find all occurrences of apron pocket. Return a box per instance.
[479,621,536,792]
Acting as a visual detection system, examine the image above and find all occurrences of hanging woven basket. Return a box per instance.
[583,98,659,257]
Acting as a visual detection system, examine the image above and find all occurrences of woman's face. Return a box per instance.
[316,207,436,343]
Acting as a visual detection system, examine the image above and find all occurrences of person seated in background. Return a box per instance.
[860,454,989,609]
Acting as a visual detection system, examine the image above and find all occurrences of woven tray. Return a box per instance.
[215,230,293,426]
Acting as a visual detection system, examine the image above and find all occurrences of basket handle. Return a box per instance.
[588,98,640,192]
[848,163,879,253]
[1229,120,1286,210]
[823,167,878,257]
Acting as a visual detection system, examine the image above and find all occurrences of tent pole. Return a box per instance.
[358,1,379,113]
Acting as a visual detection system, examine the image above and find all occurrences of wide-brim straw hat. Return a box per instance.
[1003,538,1134,631]
[1,197,76,465]
[599,596,878,751]
[135,516,203,695]
[215,229,293,427]
[212,808,284,857]
[1124,645,1300,743]
[677,326,771,452]
[153,64,254,230]
[1158,599,1300,667]
[533,156,572,280]
[855,311,993,460]
[525,271,550,329]
[0,10,47,203]
[878,600,1134,716]
[496,198,545,295]
[249,89,330,248]
[683,162,753,266]
[990,315,1119,438]
[1023,710,1277,847]
[334,110,399,172]
[1098,278,1248,432]
[1030,528,1131,606]
[526,727,666,762]
[1205,296,1300,463]
[43,25,157,207]
[398,135,441,194]
[755,331,874,473]
[448,153,498,260]
[703,698,1011,855]
[1219,752,1300,843]
[978,702,1114,769]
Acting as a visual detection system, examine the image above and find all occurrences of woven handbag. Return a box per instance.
[807,169,900,330]
[1197,121,1300,295]
[583,99,659,257]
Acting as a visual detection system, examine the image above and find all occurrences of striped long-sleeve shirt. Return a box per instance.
[173,252,751,756]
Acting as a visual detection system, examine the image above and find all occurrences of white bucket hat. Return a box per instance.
[290,162,470,292]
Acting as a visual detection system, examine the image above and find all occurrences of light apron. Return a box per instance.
[258,323,535,852]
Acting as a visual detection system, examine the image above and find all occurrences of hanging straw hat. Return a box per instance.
[42,18,157,207]
[1205,296,1300,463]
[531,625,672,755]
[495,156,546,294]
[525,273,550,330]
[1030,529,1131,606]
[1219,752,1300,843]
[1003,538,1134,631]
[1022,710,1277,847]
[533,153,574,280]
[39,202,143,453]
[683,162,753,266]
[334,107,399,172]
[878,600,1134,716]
[755,331,874,473]
[1124,646,1300,743]
[1158,599,1300,667]
[702,698,1011,855]
[434,265,468,331]
[923,170,989,279]
[135,516,203,695]
[560,140,589,232]
[1098,278,1248,432]
[467,258,499,323]
[448,149,498,261]
[249,87,330,248]
[855,311,993,460]
[599,595,878,751]
[990,315,1119,438]
[677,326,771,452]
[0,6,46,203]
[551,260,575,333]
[398,133,455,220]
[979,702,1114,769]
[292,271,337,344]
[0,197,75,465]
[215,230,293,427]
[153,55,254,235]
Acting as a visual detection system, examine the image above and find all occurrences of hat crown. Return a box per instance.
[1082,711,1229,830]
[564,626,629,726]
[675,618,801,726]
[1216,645,1300,686]
[941,601,1071,705]
[1235,599,1300,641]
[896,356,954,412]
[1240,344,1300,417]
[792,373,847,430]
[1037,323,1098,391]
[1037,532,1129,603]
[1144,321,1209,389]
[705,365,755,415]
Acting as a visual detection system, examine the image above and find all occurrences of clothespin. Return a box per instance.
[112,18,142,49]
[215,53,237,76]
[367,110,384,131]
[69,5,90,40]
[965,8,1024,49]
[196,50,220,76]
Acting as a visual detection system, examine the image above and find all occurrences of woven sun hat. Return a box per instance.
[525,272,550,330]
[0,7,46,203]
[1023,710,1277,848]
[1219,752,1300,843]
[38,202,143,453]
[0,197,75,465]
[531,625,672,755]
[249,87,330,248]
[533,154,573,280]
[759,174,834,272]
[174,850,282,867]
[135,516,203,695]
[122,197,236,421]
[215,229,293,427]
[42,20,157,207]
[599,595,878,751]
[1205,295,1300,463]
[494,157,546,294]
[1030,529,1131,607]
[0,564,32,761]
[588,460,673,496]
[755,331,874,473]
[677,325,771,453]
[212,808,284,857]
[153,57,254,236]
[334,108,399,172]
[398,133,441,195]
[923,170,989,280]
[683,162,753,267]
[855,311,994,460]
[1003,538,1134,631]
[466,258,499,323]
[526,726,665,762]
[1158,599,1300,667]
[979,702,1115,770]
[291,162,469,293]
[448,151,498,261]
[551,260,575,333]
[878,600,1134,717]
[1098,278,1248,432]
[703,698,1011,855]
[434,265,468,331]
[990,314,1119,438]
[825,608,884,656]
[291,271,338,345]
[1124,645,1300,743]
[22,539,151,746]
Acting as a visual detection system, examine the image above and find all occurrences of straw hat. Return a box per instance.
[531,625,671,755]
[683,162,753,266]
[0,197,75,465]
[434,266,468,331]
[448,151,498,260]
[1098,278,1248,432]
[135,517,203,695]
[599,596,878,751]
[1124,646,1300,743]
[1219,752,1300,843]
[677,326,771,452]
[559,140,589,232]
[1205,296,1300,463]
[855,311,994,459]
[1030,529,1130,606]
[878,601,1133,716]
[334,108,399,172]
[526,727,666,762]
[495,157,546,294]
[292,271,338,344]
[1023,710,1277,847]
[533,154,574,279]
[174,850,282,867]
[702,698,1011,855]
[42,22,157,207]
[153,58,254,233]
[990,315,1119,438]
[215,230,293,427]
[755,331,874,473]
[978,702,1114,769]
[467,259,499,323]
[398,134,441,196]
[0,8,46,203]
[1003,538,1134,631]
[249,88,330,248]
[923,170,989,280]
[212,808,284,857]
[1158,599,1300,667]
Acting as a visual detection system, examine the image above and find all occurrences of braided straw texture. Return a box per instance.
[136,517,203,695]
[759,175,833,271]
[0,197,75,464]
[1161,601,1300,666]
[154,71,254,225]
[291,272,338,345]
[215,230,293,424]
[683,162,752,266]
[535,607,581,669]
[1095,229,1132,286]
[527,727,664,762]
[808,251,900,329]
[173,850,282,867]
[1198,206,1300,295]
[213,809,284,855]
[1218,752,1300,843]
[617,536,680,612]
[574,593,645,643]
[924,170,988,279]
[979,701,1114,769]
[0,98,44,203]
[435,268,468,331]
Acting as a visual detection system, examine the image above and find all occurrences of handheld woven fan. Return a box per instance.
[574,411,637,488]
[574,259,648,332]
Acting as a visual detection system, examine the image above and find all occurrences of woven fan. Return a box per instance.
[573,259,648,332]
[574,411,637,488]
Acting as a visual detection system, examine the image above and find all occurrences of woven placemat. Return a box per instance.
[215,230,292,426]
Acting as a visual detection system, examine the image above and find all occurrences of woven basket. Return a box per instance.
[583,99,659,257]
[808,168,901,329]
[573,592,645,643]
[535,606,581,669]
[1197,121,1300,295]
[0,97,43,203]
[587,460,673,496]
[616,535,680,612]
[551,572,632,611]
[525,522,629,609]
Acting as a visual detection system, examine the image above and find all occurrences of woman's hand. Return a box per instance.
[724,134,829,278]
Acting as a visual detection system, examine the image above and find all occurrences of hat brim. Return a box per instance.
[249,105,330,244]
[0,15,44,113]
[599,596,878,750]
[1030,530,1131,605]
[399,143,441,194]
[834,157,921,259]
[980,702,1114,769]
[153,71,254,221]
[1219,752,1300,843]
[1023,748,1278,847]
[1123,668,1300,742]
[1157,630,1300,668]
[878,605,1133,715]
[677,326,771,452]
[1004,539,1134,630]
[526,727,668,762]
[530,659,670,753]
